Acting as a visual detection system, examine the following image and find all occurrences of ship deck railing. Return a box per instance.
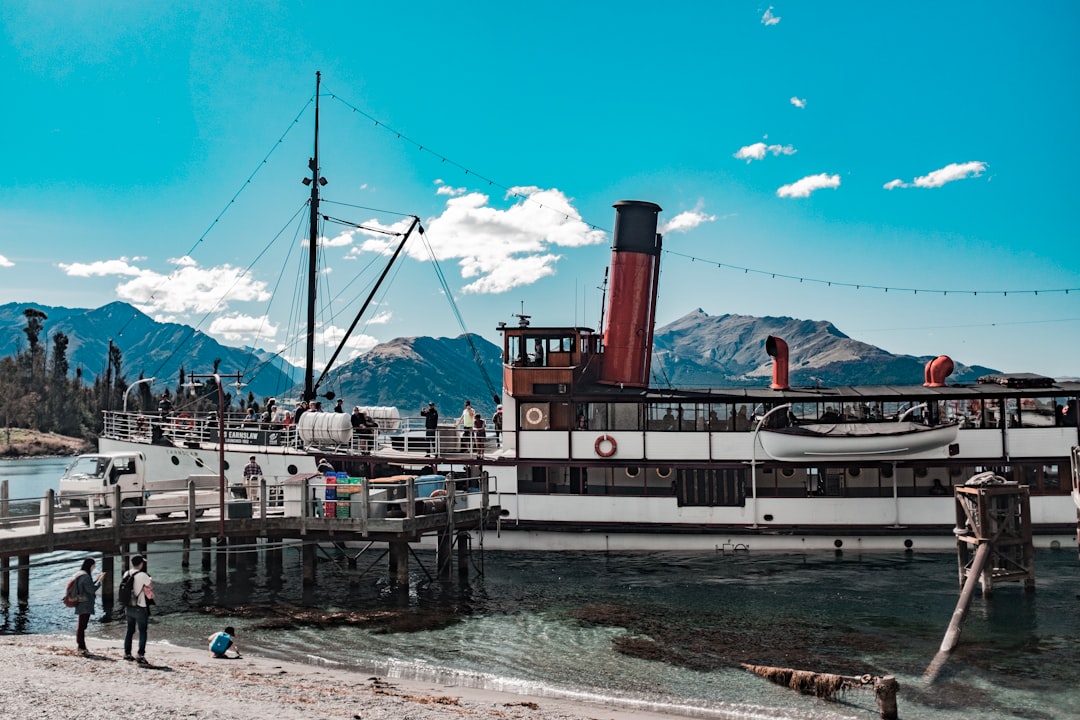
[101,410,502,458]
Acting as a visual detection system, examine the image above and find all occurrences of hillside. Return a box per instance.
[0,302,1007,419]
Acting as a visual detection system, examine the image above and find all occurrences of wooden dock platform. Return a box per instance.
[0,473,496,603]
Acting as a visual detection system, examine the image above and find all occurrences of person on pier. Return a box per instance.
[71,557,104,655]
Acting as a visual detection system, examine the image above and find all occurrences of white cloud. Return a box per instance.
[208,314,279,343]
[762,6,781,25]
[0,254,14,267]
[790,96,806,109]
[317,323,379,360]
[435,184,466,197]
[914,161,987,188]
[350,186,607,294]
[59,257,144,277]
[882,161,988,190]
[661,208,718,234]
[734,142,797,162]
[321,230,356,248]
[367,310,393,325]
[60,255,271,315]
[776,173,841,198]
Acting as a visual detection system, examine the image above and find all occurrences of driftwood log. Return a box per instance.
[741,663,899,720]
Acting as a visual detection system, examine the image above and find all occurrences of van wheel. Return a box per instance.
[119,499,139,525]
[79,514,91,526]
[155,513,170,519]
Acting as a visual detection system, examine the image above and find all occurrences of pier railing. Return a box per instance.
[1,473,490,542]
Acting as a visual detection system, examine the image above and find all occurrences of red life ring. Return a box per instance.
[430,489,447,497]
[176,412,194,430]
[594,434,617,457]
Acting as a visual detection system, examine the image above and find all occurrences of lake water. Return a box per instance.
[3,457,1079,719]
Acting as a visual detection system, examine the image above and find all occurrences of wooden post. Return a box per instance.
[389,541,409,585]
[101,554,115,615]
[874,676,900,720]
[42,490,55,550]
[17,554,29,603]
[181,538,191,568]
[0,556,8,599]
[457,531,470,577]
[215,537,228,584]
[436,531,452,579]
[201,537,212,571]
[302,542,316,586]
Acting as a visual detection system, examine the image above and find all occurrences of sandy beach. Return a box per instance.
[0,634,699,720]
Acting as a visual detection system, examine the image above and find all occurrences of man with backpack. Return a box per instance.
[67,557,104,655]
[121,554,154,664]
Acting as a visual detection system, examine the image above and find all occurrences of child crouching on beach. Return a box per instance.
[208,626,241,659]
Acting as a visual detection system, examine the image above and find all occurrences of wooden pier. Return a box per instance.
[0,473,496,605]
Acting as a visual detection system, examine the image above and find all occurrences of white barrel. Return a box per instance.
[297,411,352,445]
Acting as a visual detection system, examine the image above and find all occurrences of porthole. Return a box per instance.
[223,460,230,471]
[949,466,964,478]
[834,539,843,548]
[194,458,204,468]
[657,467,672,479]
[904,539,914,549]
[763,514,774,522]
[625,467,639,478]
[915,467,928,478]
[170,456,179,466]
[848,467,861,478]
[287,464,298,475]
[882,465,894,479]
[781,468,795,478]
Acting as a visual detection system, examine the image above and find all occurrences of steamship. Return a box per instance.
[96,200,1080,552]
[92,76,1080,551]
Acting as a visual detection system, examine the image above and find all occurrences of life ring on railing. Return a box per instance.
[594,434,617,458]
[175,412,194,430]
[525,406,544,426]
[431,489,447,497]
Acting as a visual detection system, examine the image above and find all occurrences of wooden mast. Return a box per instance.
[303,71,322,401]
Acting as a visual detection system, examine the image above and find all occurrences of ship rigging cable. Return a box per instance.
[417,230,501,405]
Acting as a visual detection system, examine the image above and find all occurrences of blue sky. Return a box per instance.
[2,2,1078,380]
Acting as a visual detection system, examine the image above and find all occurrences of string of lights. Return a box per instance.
[320,88,1079,301]
[664,249,1080,297]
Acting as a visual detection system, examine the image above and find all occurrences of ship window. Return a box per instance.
[657,467,672,479]
[625,467,639,478]
[592,403,641,431]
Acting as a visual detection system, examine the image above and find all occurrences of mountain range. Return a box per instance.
[0,301,1002,417]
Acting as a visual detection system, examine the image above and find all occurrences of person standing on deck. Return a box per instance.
[421,402,439,454]
[334,398,345,413]
[71,557,104,655]
[457,400,476,452]
[492,405,503,445]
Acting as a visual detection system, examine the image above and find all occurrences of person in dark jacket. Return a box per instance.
[421,402,439,454]
[72,557,104,654]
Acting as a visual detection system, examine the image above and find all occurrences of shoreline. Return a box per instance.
[0,634,706,720]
